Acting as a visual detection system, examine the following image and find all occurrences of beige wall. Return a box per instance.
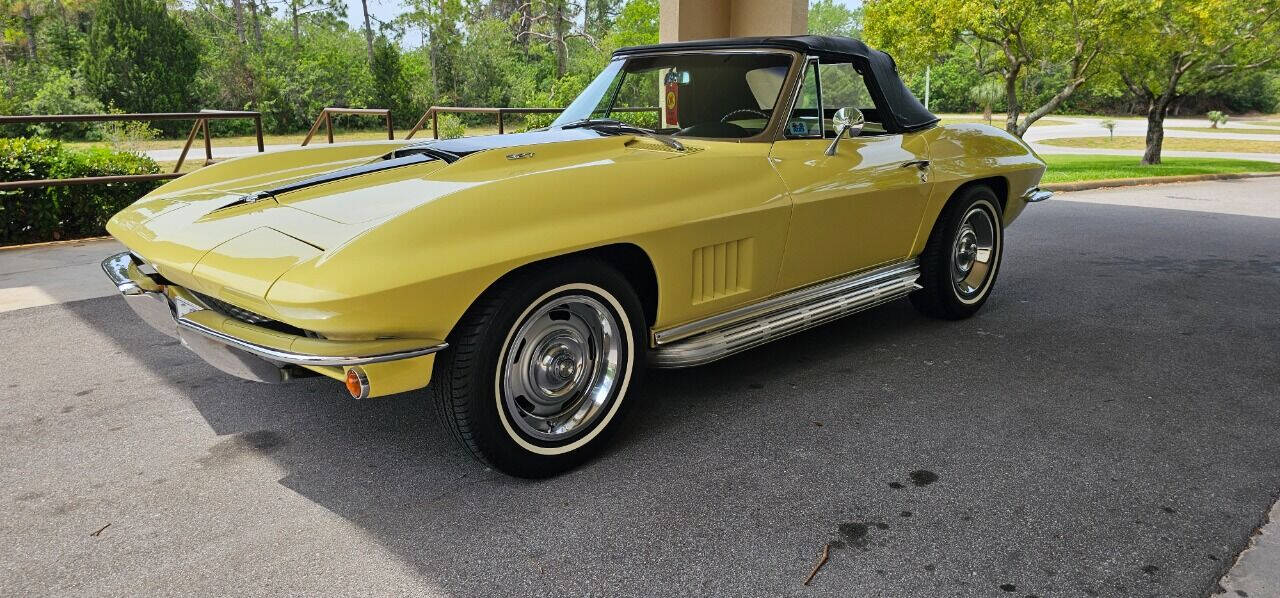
[659,0,808,42]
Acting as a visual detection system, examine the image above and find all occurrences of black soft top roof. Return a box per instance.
[613,35,939,134]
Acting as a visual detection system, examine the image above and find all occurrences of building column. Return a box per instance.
[659,0,808,43]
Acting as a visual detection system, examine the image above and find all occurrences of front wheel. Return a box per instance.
[431,258,645,478]
[910,185,1004,320]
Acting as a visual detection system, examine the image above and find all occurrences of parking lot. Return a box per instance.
[2,179,1278,597]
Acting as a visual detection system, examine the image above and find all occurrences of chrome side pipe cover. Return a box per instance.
[651,259,922,368]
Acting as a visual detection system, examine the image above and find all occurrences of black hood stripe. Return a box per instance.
[398,128,606,158]
[217,153,435,211]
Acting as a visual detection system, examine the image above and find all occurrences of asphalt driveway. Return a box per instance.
[3,179,1278,597]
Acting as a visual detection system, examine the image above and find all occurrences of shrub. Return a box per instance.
[1207,110,1229,128]
[0,137,162,245]
[436,114,467,139]
[24,69,106,139]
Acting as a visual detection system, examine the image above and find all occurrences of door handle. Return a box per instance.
[901,159,930,170]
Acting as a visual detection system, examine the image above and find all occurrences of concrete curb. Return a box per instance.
[0,236,113,252]
[1042,171,1280,192]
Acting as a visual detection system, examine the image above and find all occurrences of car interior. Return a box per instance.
[603,53,793,138]
[785,60,888,139]
[602,54,890,140]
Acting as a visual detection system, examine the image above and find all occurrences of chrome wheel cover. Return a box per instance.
[951,205,997,301]
[500,294,623,443]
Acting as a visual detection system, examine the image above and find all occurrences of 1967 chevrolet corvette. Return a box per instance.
[103,35,1049,476]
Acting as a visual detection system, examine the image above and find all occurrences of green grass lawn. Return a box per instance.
[1166,126,1280,135]
[1039,136,1280,154]
[1041,154,1280,183]
[936,114,1071,127]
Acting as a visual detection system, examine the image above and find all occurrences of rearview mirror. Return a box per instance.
[825,107,865,156]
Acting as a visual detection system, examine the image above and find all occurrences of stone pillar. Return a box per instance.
[659,0,808,43]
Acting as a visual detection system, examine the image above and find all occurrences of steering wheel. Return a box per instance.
[720,108,768,123]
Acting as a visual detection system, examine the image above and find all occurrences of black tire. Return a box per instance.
[430,257,645,478]
[910,184,1004,320]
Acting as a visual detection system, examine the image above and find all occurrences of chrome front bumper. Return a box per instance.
[1022,187,1053,203]
[101,252,447,383]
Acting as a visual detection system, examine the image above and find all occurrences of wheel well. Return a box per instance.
[954,176,1009,214]
[583,243,659,326]
[491,243,659,327]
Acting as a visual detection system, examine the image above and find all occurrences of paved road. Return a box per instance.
[2,180,1278,596]
[1021,116,1280,163]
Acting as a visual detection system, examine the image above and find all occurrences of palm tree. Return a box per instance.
[969,80,1003,125]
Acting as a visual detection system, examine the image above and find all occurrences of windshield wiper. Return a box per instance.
[558,118,685,152]
[558,118,625,130]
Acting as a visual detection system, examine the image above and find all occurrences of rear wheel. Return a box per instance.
[910,185,1004,319]
[431,258,644,478]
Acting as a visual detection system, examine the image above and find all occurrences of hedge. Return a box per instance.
[0,137,163,246]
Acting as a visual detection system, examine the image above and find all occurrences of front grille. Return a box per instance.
[191,291,308,336]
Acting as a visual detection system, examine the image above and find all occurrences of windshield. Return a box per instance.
[551,52,794,139]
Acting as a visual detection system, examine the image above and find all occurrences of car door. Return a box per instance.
[769,59,935,291]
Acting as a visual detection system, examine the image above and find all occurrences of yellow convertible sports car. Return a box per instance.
[103,35,1049,477]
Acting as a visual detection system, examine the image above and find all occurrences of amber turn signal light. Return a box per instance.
[345,368,369,399]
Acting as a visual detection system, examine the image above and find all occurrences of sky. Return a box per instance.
[343,0,864,35]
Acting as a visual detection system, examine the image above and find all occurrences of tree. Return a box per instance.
[603,0,655,48]
[808,0,861,38]
[402,0,462,100]
[1099,117,1116,138]
[370,34,410,121]
[584,0,620,37]
[82,0,200,113]
[968,79,1001,123]
[1108,0,1280,164]
[359,0,373,63]
[865,0,1131,138]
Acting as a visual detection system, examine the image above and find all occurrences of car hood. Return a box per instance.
[106,128,694,311]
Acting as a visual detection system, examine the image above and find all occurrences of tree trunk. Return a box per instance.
[360,0,375,64]
[247,0,263,47]
[982,103,992,124]
[231,0,246,44]
[517,1,532,53]
[1141,99,1169,165]
[553,0,567,77]
[1002,64,1022,137]
[291,0,300,42]
[21,2,38,59]
[552,0,568,77]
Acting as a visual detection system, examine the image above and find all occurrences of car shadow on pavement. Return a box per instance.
[64,290,958,594]
[51,200,1280,596]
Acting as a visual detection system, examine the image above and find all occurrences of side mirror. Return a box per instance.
[825,107,865,156]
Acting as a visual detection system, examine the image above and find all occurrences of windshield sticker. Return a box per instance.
[663,70,680,127]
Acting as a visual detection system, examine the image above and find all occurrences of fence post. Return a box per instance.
[432,111,439,140]
[201,118,212,164]
[254,114,264,152]
[325,110,334,144]
[498,109,505,135]
[174,119,202,173]
[386,112,394,140]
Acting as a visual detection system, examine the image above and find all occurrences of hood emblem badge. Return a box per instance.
[240,191,272,204]
[506,152,534,160]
